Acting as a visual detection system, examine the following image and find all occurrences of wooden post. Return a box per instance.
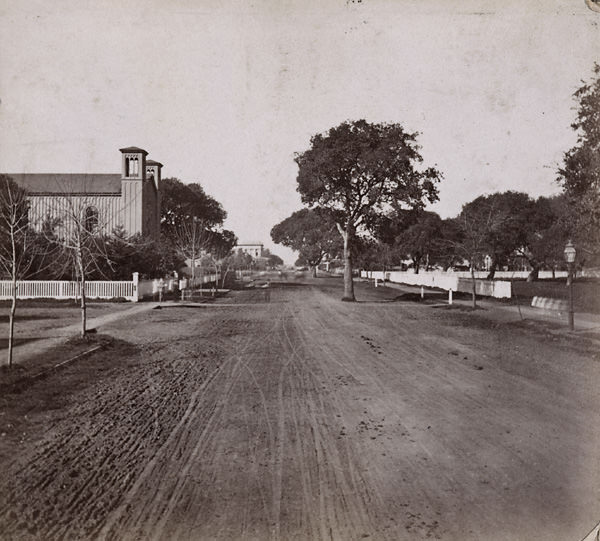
[568,263,575,331]
[448,289,453,305]
[132,272,139,303]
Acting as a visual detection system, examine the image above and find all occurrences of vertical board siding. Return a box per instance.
[28,195,122,236]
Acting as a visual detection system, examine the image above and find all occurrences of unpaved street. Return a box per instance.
[0,279,598,540]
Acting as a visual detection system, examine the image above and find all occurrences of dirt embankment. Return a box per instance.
[0,280,598,541]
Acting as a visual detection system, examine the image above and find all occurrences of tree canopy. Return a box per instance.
[516,195,570,280]
[295,119,440,300]
[271,208,341,276]
[161,178,227,240]
[558,63,600,256]
[394,211,445,273]
[458,191,531,279]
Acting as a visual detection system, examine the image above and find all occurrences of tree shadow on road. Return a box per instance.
[0,336,46,350]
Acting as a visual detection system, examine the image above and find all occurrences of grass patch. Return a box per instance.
[511,279,600,314]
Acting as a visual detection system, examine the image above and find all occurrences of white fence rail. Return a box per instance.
[449,270,568,280]
[0,272,221,303]
[0,279,136,301]
[361,270,512,299]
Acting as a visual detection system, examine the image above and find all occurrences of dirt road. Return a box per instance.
[0,279,598,540]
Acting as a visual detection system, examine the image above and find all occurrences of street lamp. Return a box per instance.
[563,240,576,331]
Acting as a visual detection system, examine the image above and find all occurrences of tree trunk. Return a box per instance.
[7,229,18,367]
[221,267,229,289]
[413,258,420,274]
[191,245,196,291]
[486,257,497,280]
[7,278,16,367]
[311,265,317,278]
[337,223,355,302]
[79,256,87,338]
[526,264,539,282]
[470,265,477,309]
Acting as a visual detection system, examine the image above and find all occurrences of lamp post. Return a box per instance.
[563,240,576,331]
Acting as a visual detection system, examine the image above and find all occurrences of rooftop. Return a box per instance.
[5,174,122,194]
[119,146,148,155]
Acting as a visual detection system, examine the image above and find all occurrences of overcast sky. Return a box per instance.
[1,0,599,263]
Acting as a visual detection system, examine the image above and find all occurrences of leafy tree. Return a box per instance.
[97,228,183,280]
[516,195,570,280]
[352,237,397,272]
[558,63,600,258]
[257,248,284,269]
[394,211,445,273]
[266,252,284,268]
[24,217,69,280]
[460,191,531,279]
[271,208,341,277]
[220,249,250,270]
[209,229,237,260]
[434,218,463,270]
[363,209,420,271]
[452,204,499,308]
[372,208,421,246]
[295,119,440,300]
[161,178,226,241]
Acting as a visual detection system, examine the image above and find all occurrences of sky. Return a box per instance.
[1,0,599,264]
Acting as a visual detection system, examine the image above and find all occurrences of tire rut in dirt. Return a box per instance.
[0,313,229,541]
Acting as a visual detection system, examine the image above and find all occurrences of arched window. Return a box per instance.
[125,156,139,177]
[85,206,99,233]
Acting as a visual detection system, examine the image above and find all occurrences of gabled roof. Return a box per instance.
[6,174,122,195]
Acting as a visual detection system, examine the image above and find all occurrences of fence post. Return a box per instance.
[132,272,139,303]
[448,289,453,305]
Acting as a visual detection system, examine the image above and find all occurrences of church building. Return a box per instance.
[7,146,162,240]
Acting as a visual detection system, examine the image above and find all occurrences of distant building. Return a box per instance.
[6,146,162,239]
[235,242,264,258]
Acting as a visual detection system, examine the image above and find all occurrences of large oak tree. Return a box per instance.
[271,208,341,277]
[295,120,440,300]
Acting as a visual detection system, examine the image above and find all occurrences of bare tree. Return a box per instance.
[38,187,114,337]
[0,176,32,366]
[452,199,507,309]
[173,217,215,292]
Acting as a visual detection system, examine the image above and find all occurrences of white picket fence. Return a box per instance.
[0,279,137,301]
[0,272,221,303]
